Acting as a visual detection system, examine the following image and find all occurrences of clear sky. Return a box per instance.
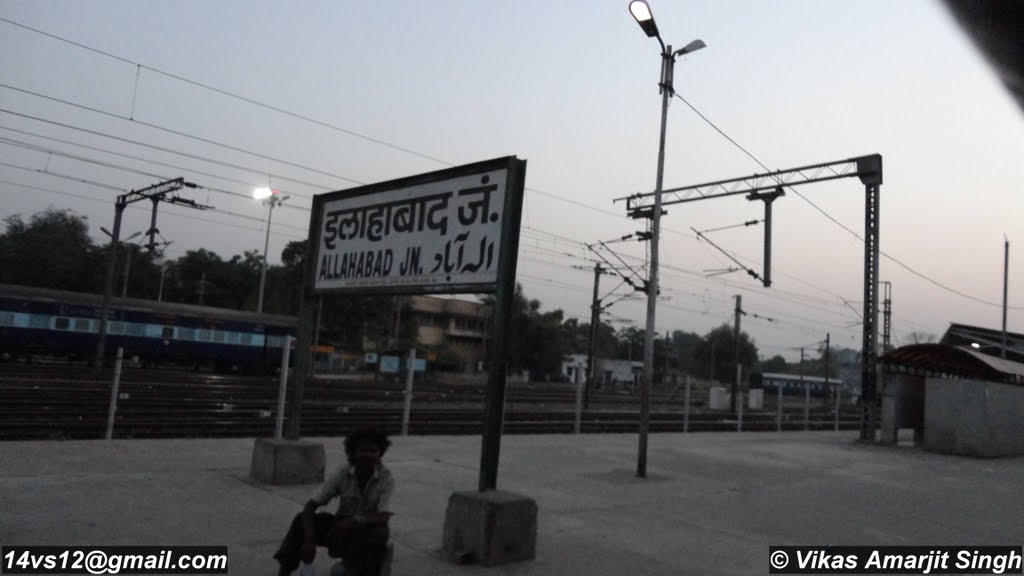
[1,0,1021,362]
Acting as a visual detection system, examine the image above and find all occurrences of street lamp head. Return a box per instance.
[675,39,706,57]
[252,187,274,200]
[629,0,660,38]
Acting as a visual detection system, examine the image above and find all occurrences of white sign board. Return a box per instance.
[314,166,509,293]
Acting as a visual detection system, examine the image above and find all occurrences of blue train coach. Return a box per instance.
[0,283,297,373]
[750,372,842,399]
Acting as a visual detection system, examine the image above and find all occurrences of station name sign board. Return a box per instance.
[311,157,525,295]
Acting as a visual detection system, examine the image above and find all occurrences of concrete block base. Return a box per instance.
[249,438,325,485]
[442,490,537,566]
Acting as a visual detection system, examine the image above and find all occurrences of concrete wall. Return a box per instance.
[924,377,1024,457]
[880,374,925,444]
[560,356,641,385]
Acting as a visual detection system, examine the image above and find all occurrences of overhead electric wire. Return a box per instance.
[0,158,307,231]
[0,179,304,239]
[0,83,366,186]
[675,92,1018,310]
[0,124,314,210]
[0,137,312,226]
[0,17,933,323]
[0,15,882,320]
[0,16,454,167]
[0,109,330,195]
[0,159,125,191]
[526,222,856,316]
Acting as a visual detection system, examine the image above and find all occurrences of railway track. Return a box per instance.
[0,365,861,440]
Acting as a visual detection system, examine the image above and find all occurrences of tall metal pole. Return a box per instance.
[147,198,160,254]
[104,347,124,440]
[257,200,275,315]
[275,336,292,440]
[121,249,132,299]
[860,179,881,441]
[638,43,673,479]
[881,281,892,353]
[586,263,603,409]
[285,198,323,441]
[157,265,166,302]
[731,294,742,412]
[1003,237,1009,359]
[799,347,807,429]
[96,199,125,368]
[709,340,715,381]
[824,333,830,407]
[402,348,416,436]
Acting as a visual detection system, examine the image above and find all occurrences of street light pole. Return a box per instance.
[629,0,705,478]
[254,188,289,315]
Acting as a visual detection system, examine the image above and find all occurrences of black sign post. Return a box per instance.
[477,158,525,491]
[294,156,527,491]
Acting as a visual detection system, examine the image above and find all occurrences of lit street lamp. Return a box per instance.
[254,187,290,314]
[629,0,705,478]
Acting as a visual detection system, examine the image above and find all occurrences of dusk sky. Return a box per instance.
[2,0,1021,362]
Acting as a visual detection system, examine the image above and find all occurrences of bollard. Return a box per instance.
[834,386,841,432]
[804,383,811,431]
[105,347,124,440]
[683,376,691,433]
[737,392,744,432]
[402,348,416,436]
[776,384,783,432]
[274,336,292,440]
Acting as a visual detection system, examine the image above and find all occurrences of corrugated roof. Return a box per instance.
[879,343,1024,386]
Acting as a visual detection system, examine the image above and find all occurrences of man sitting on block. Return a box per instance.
[274,428,395,576]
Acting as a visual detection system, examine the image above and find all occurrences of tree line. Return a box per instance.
[1,208,853,380]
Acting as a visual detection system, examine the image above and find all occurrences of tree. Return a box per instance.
[671,330,702,375]
[907,331,937,344]
[480,283,569,379]
[762,354,788,373]
[0,209,103,293]
[692,324,759,383]
[616,326,644,362]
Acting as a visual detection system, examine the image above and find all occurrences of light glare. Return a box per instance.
[253,187,274,200]
[629,0,652,22]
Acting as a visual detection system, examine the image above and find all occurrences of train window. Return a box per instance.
[74,318,93,332]
[197,329,210,342]
[240,333,253,345]
[178,327,194,341]
[108,321,124,335]
[126,323,145,336]
[0,311,13,326]
[29,315,49,329]
[211,330,225,343]
[54,317,71,330]
[267,336,282,348]
[162,326,175,339]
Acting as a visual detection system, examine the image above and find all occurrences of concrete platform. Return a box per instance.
[2,432,1022,575]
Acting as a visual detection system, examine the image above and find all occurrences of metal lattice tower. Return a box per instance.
[617,154,883,442]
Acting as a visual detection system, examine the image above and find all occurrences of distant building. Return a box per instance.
[835,348,862,400]
[561,354,642,387]
[940,323,1024,363]
[407,295,489,371]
